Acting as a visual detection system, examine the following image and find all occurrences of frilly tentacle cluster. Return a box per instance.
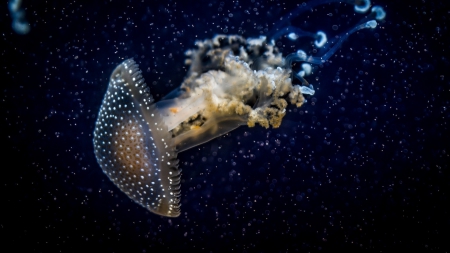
[170,34,307,136]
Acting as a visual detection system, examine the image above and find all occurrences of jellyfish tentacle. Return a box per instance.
[299,85,316,96]
[313,20,377,63]
[285,20,378,66]
[353,0,371,13]
[300,63,312,76]
[271,26,328,51]
[314,31,327,48]
[294,71,310,86]
[271,1,386,67]
[354,5,387,26]
[267,0,372,41]
[271,26,316,42]
[371,6,387,21]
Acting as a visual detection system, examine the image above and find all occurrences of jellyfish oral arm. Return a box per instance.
[155,54,303,151]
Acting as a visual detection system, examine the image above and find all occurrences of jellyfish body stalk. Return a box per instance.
[93,0,385,217]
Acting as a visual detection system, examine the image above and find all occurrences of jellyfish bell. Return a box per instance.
[93,60,181,217]
[93,0,385,217]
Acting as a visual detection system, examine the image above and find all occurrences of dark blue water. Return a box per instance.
[2,0,449,251]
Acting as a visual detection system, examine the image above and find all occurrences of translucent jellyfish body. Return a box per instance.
[93,0,385,217]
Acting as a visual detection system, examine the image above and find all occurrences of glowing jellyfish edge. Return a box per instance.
[93,0,385,217]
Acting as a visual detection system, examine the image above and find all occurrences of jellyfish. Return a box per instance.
[93,0,385,217]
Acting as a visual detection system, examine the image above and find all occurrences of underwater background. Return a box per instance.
[2,0,449,251]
